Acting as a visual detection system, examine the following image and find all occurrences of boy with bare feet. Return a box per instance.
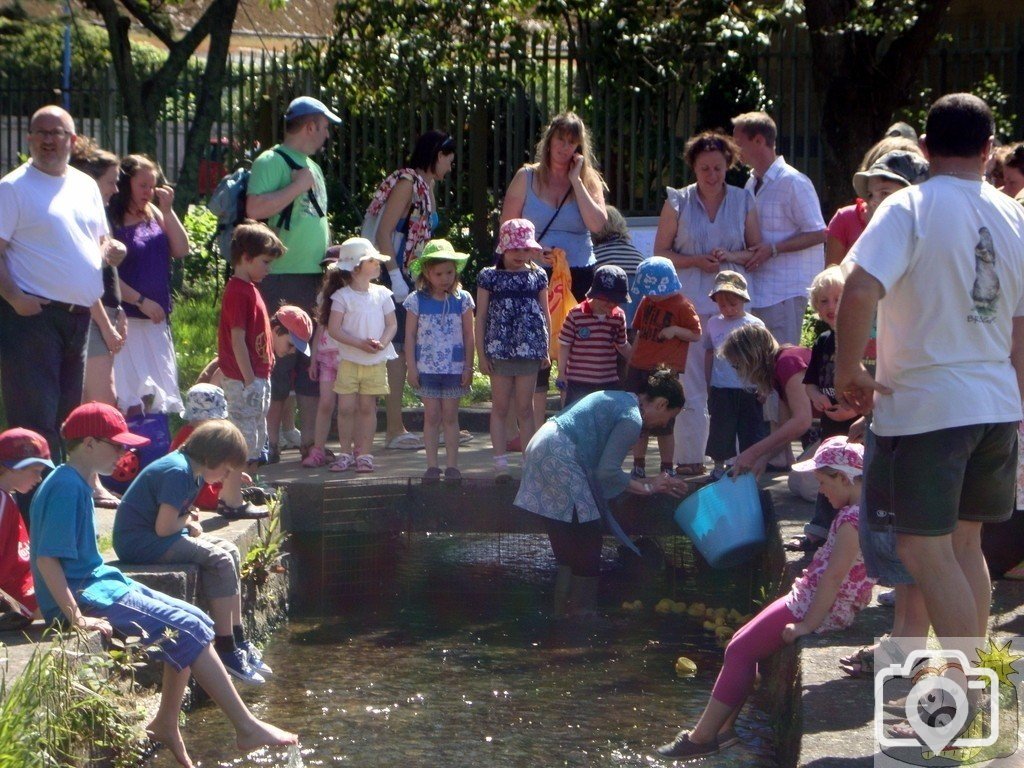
[29,402,297,767]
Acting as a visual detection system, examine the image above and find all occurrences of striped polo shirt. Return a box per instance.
[557,299,627,384]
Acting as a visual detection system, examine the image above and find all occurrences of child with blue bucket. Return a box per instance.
[655,436,876,758]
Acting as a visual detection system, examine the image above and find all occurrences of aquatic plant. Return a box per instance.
[242,492,289,595]
[0,628,154,767]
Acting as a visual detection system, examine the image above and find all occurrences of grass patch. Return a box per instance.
[0,631,151,767]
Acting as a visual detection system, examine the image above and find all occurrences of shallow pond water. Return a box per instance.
[149,535,778,768]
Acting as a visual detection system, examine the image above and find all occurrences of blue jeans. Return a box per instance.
[0,300,89,458]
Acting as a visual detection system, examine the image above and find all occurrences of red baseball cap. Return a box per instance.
[274,305,313,356]
[0,428,54,469]
[61,403,151,447]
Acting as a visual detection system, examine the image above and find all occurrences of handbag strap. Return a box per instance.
[536,187,572,243]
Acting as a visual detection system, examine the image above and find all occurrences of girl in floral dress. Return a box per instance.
[403,240,475,483]
[655,436,875,759]
[475,219,550,481]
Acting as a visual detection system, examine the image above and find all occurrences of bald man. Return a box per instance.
[0,106,116,457]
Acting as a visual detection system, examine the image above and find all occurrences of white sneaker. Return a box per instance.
[280,428,302,449]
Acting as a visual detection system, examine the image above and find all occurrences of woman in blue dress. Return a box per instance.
[514,369,687,616]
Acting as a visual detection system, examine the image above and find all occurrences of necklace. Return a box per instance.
[935,170,983,181]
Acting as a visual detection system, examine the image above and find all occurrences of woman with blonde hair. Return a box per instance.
[500,111,609,448]
[719,323,813,477]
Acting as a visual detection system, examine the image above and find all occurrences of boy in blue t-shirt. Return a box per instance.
[114,419,271,684]
[30,402,296,767]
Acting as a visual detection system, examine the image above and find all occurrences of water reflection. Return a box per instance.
[149,535,777,767]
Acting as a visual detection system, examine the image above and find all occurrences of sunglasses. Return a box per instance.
[96,438,132,454]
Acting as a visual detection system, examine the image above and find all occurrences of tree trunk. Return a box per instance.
[174,0,240,213]
[805,0,952,216]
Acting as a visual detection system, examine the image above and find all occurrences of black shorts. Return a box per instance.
[864,421,1017,536]
[270,351,318,400]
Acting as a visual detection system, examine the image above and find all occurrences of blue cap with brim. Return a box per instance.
[2,456,55,470]
[284,96,342,125]
[289,332,311,357]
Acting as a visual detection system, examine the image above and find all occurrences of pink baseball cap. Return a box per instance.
[274,305,313,356]
[496,218,543,254]
[792,436,864,478]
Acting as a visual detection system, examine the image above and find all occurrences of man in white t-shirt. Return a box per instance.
[836,94,1024,668]
[0,106,113,456]
[731,112,826,346]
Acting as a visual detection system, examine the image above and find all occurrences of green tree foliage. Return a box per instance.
[0,8,165,109]
[803,0,953,212]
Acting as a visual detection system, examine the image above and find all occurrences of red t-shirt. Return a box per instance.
[0,490,36,613]
[218,277,273,381]
[827,202,867,250]
[630,293,702,372]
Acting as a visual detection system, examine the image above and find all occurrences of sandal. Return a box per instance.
[839,645,875,678]
[840,635,908,679]
[439,430,475,446]
[216,499,269,520]
[386,433,423,450]
[675,463,707,477]
[355,454,375,473]
[328,453,355,472]
[92,488,121,509]
[301,446,328,468]
[784,535,822,553]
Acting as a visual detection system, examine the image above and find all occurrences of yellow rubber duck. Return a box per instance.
[675,656,698,676]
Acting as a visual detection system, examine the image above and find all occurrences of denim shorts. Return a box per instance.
[415,372,467,400]
[88,582,214,671]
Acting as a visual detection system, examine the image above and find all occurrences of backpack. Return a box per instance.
[208,147,325,261]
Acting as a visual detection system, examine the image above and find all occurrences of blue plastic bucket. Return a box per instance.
[674,473,766,569]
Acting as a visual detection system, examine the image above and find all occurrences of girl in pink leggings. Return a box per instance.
[656,436,876,759]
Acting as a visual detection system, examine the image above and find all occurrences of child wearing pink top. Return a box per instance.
[655,436,875,759]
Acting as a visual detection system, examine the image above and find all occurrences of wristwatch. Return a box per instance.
[134,296,145,308]
[770,244,778,259]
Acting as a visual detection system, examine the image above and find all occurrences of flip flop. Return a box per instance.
[386,432,424,450]
[92,489,121,509]
[438,430,474,446]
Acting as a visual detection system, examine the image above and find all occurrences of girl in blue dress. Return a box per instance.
[404,240,475,483]
[475,219,551,481]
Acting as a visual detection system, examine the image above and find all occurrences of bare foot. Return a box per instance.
[147,718,194,768]
[236,719,298,753]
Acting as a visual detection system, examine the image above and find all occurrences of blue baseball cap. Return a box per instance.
[284,96,341,125]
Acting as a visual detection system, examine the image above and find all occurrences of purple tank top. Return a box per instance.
[115,218,172,319]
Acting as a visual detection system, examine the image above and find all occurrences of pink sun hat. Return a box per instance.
[791,435,864,478]
[496,218,543,254]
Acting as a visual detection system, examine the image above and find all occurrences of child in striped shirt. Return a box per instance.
[555,265,631,408]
